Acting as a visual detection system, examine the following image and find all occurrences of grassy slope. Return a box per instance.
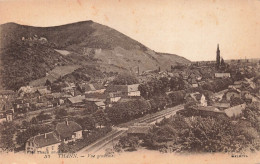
[0,21,190,90]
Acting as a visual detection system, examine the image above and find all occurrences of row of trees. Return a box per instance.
[139,77,185,99]
[201,78,233,92]
[105,99,151,124]
[112,74,139,85]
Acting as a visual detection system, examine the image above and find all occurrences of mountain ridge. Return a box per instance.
[0,20,190,90]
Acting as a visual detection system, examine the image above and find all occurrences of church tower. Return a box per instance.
[216,44,221,69]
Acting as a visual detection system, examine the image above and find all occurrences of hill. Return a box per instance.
[0,21,190,90]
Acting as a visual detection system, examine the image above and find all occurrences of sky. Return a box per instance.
[0,0,259,61]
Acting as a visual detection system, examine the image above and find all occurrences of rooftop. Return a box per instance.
[68,95,85,104]
[224,104,246,118]
[56,121,82,138]
[28,132,60,148]
[127,125,151,134]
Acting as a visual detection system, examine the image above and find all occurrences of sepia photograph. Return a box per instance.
[0,0,260,163]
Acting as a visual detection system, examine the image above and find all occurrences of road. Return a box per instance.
[77,104,184,154]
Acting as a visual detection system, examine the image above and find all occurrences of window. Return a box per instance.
[52,146,54,150]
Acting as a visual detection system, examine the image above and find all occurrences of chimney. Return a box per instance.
[65,119,69,126]
[44,133,47,139]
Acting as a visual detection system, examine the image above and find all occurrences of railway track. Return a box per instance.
[78,104,184,154]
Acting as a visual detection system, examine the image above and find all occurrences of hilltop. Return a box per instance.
[0,21,190,90]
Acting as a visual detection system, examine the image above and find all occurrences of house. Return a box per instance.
[0,114,6,123]
[0,90,15,111]
[18,86,35,97]
[61,86,75,96]
[67,95,85,105]
[225,89,241,101]
[196,106,227,118]
[85,98,106,102]
[18,86,49,97]
[84,98,106,109]
[78,83,105,94]
[196,76,202,81]
[215,73,231,78]
[5,110,13,122]
[14,99,30,113]
[228,84,242,89]
[55,120,83,143]
[94,101,106,109]
[212,89,228,101]
[200,94,207,106]
[191,79,198,88]
[108,91,122,103]
[25,132,60,154]
[0,90,16,99]
[212,102,230,110]
[127,84,141,97]
[180,72,189,80]
[36,88,51,96]
[185,92,207,106]
[127,123,152,138]
[46,93,65,106]
[106,84,140,97]
[224,104,246,118]
[0,111,11,123]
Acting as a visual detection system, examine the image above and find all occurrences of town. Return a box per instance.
[0,45,260,154]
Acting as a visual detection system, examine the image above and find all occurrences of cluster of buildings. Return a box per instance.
[0,90,15,123]
[181,76,260,119]
[1,81,141,114]
[0,76,142,154]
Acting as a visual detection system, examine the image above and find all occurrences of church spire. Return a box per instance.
[216,44,221,69]
[217,44,220,53]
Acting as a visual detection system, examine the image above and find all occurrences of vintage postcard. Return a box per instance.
[0,0,260,163]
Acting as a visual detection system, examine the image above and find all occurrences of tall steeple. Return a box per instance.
[216,44,221,69]
[217,44,220,53]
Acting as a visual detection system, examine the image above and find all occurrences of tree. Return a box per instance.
[0,122,16,152]
[168,90,186,106]
[116,136,140,151]
[159,77,170,92]
[16,125,53,148]
[93,109,110,127]
[58,142,75,153]
[220,58,225,66]
[30,117,38,124]
[36,111,52,122]
[22,120,30,128]
[55,108,68,119]
[230,97,244,107]
[169,77,185,91]
[112,74,139,85]
[75,115,95,130]
[45,79,51,86]
[139,83,149,99]
[143,114,260,153]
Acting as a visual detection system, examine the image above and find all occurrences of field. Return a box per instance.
[29,65,80,86]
